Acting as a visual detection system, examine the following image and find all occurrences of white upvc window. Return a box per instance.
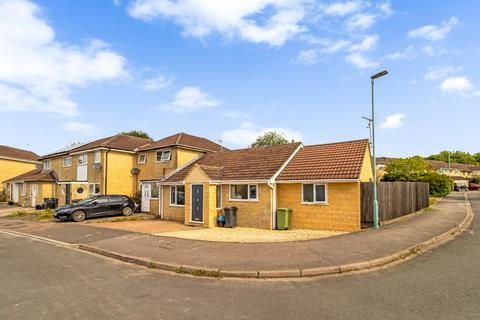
[216,185,222,209]
[62,156,72,167]
[44,159,51,170]
[78,154,88,165]
[302,183,328,204]
[138,153,147,164]
[94,151,101,163]
[229,184,258,201]
[170,185,185,206]
[156,150,172,162]
[89,183,100,195]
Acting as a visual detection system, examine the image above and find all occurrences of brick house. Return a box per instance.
[158,139,373,232]
[0,145,40,195]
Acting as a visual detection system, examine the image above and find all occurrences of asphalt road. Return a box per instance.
[0,192,479,320]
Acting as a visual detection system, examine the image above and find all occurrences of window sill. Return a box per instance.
[228,199,259,203]
[301,202,329,206]
[170,204,185,208]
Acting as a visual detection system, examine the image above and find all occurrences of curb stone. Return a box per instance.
[0,193,473,280]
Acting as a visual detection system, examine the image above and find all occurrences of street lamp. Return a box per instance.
[370,69,388,229]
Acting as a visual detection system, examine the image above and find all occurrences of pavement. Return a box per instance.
[0,192,472,279]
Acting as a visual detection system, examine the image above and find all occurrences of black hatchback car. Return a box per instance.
[54,195,139,222]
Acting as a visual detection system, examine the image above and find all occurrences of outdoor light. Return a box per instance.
[370,69,389,229]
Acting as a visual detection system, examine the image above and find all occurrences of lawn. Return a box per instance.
[7,209,54,221]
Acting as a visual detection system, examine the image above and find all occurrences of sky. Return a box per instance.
[0,0,479,157]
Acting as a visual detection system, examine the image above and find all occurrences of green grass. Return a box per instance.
[7,209,54,221]
[84,213,159,224]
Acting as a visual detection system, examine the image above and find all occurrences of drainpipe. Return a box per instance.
[104,149,110,194]
[267,181,277,230]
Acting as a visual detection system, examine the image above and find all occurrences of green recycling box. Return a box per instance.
[276,208,292,230]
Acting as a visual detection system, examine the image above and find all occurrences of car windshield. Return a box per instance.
[76,197,99,205]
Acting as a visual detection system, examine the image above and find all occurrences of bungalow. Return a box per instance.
[4,169,57,207]
[0,145,40,195]
[158,139,373,232]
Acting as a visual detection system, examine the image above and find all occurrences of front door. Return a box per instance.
[141,184,151,212]
[65,184,71,205]
[12,183,19,203]
[191,184,203,223]
[30,184,38,207]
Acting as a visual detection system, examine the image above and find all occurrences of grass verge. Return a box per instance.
[7,209,54,221]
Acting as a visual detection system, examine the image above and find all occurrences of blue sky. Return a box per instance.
[0,0,479,157]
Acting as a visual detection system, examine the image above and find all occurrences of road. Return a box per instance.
[0,192,479,320]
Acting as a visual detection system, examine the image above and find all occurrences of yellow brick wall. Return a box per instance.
[161,186,185,222]
[360,146,374,182]
[177,148,203,167]
[221,183,272,229]
[17,182,55,207]
[150,199,159,216]
[137,149,179,181]
[277,182,361,232]
[106,151,135,196]
[0,158,38,191]
[56,156,75,181]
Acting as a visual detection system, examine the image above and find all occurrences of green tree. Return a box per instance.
[122,130,152,140]
[383,156,428,182]
[421,172,451,197]
[250,131,290,148]
[427,150,477,165]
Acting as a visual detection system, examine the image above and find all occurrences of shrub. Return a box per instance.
[420,172,451,197]
[0,190,6,202]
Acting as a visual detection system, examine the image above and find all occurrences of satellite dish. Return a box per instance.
[131,168,140,174]
[93,163,102,170]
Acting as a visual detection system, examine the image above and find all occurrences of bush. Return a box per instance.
[420,172,451,197]
[0,190,6,202]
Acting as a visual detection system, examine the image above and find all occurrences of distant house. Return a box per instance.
[0,145,40,196]
[375,157,396,180]
[426,160,479,188]
[159,139,373,232]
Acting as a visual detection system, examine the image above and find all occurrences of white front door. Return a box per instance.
[12,183,19,203]
[141,184,151,212]
[31,184,38,207]
[77,154,88,181]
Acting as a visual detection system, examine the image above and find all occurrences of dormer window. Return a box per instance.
[138,154,147,164]
[44,159,51,170]
[156,150,172,162]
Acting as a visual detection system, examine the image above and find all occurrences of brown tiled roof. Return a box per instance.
[0,145,39,162]
[376,157,395,165]
[4,169,57,183]
[138,132,224,152]
[425,159,448,169]
[426,160,480,172]
[70,134,152,153]
[277,139,370,181]
[164,143,302,182]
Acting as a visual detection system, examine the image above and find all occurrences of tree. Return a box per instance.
[250,131,290,148]
[421,172,451,197]
[427,150,477,165]
[383,156,428,182]
[122,130,152,140]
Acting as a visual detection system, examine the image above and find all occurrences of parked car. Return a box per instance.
[469,183,480,191]
[54,195,139,222]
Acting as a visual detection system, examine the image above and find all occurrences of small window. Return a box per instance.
[44,159,51,170]
[138,154,146,164]
[89,183,100,195]
[302,184,327,204]
[76,187,84,194]
[78,154,88,165]
[230,184,258,201]
[156,150,172,162]
[151,183,159,198]
[216,185,222,209]
[62,157,72,167]
[94,151,101,163]
[170,185,185,206]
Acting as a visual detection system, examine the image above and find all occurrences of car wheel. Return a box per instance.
[122,206,133,216]
[71,210,86,222]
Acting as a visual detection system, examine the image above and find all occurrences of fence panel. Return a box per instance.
[361,182,430,224]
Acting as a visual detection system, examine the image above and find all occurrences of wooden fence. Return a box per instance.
[361,182,429,224]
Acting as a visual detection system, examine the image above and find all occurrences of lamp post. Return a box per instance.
[370,70,388,229]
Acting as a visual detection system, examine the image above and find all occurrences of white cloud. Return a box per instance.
[422,45,445,56]
[408,16,459,41]
[160,86,221,112]
[127,0,307,47]
[349,35,379,52]
[142,74,173,91]
[440,77,473,94]
[346,13,376,31]
[294,49,320,65]
[377,1,393,17]
[0,0,127,117]
[113,0,121,5]
[223,111,250,119]
[321,39,351,54]
[323,1,361,16]
[424,66,457,81]
[381,113,405,129]
[345,53,379,68]
[61,121,98,135]
[221,121,302,146]
[385,45,416,61]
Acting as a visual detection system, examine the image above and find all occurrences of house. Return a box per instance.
[158,139,373,232]
[134,132,224,214]
[375,157,395,180]
[4,169,57,207]
[0,145,40,196]
[426,159,479,187]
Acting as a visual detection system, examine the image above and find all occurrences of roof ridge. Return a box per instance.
[304,138,369,148]
[217,142,301,153]
[175,133,183,144]
[101,134,120,147]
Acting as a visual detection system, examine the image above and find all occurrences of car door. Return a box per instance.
[89,196,110,217]
[108,196,124,214]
